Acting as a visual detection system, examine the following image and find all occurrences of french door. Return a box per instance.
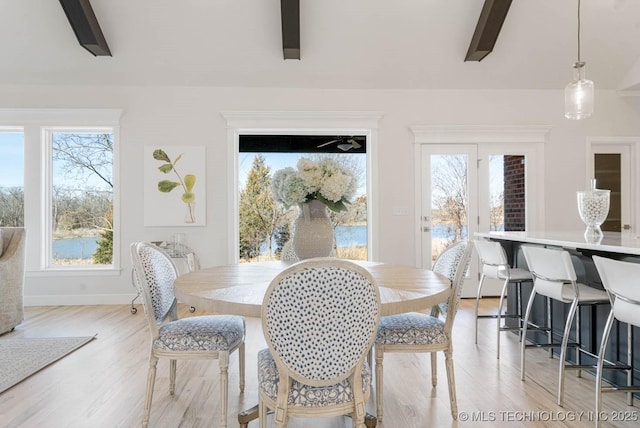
[420,143,540,297]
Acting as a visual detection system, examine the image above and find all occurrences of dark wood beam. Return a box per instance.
[59,0,111,56]
[281,0,300,60]
[465,0,512,62]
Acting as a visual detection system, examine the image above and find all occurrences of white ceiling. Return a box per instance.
[1,0,640,90]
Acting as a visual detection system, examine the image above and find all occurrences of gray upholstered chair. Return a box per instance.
[374,240,474,421]
[258,258,381,428]
[130,242,245,428]
[0,227,26,335]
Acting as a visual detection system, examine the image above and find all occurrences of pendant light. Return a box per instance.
[565,0,594,120]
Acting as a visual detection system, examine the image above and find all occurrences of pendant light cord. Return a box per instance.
[577,0,581,62]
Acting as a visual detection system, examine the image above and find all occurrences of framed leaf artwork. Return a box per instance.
[143,146,206,226]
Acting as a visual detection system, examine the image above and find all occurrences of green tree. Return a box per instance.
[239,155,287,260]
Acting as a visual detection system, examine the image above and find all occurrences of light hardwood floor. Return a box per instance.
[0,299,638,428]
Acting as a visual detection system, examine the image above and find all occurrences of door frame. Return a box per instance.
[586,137,640,233]
[411,125,550,268]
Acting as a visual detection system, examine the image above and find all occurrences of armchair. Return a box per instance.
[0,227,26,335]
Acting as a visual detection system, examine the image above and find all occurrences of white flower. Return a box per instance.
[271,157,357,212]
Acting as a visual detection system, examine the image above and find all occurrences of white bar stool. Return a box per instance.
[520,245,609,406]
[473,239,532,359]
[592,256,640,427]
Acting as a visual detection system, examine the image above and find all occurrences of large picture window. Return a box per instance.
[45,129,115,267]
[238,135,368,262]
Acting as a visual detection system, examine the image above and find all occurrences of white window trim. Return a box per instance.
[0,109,122,275]
[221,111,383,264]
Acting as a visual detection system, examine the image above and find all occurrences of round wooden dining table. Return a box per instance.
[173,260,451,318]
[173,259,450,428]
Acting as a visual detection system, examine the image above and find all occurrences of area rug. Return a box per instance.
[0,335,96,394]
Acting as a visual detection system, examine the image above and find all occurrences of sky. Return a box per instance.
[0,132,24,187]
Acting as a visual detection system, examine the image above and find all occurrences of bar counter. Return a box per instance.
[475,230,640,389]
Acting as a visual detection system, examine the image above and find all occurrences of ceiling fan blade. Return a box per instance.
[349,140,362,149]
[337,143,353,151]
[317,139,340,148]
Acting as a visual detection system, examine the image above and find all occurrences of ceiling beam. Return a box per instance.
[59,0,111,56]
[465,0,512,62]
[281,0,300,60]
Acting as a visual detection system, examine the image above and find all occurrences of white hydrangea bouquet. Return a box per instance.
[271,157,357,212]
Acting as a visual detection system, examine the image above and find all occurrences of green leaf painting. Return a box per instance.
[153,148,197,223]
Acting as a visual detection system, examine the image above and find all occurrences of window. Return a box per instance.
[238,135,368,262]
[0,129,24,226]
[44,129,114,267]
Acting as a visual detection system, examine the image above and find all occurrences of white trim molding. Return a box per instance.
[410,125,551,144]
[221,111,384,264]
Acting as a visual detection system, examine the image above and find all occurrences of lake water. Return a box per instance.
[53,224,470,259]
[53,237,99,259]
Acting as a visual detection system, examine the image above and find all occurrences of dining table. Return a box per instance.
[173,259,451,428]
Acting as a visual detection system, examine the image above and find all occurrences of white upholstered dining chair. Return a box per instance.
[257,258,381,428]
[374,240,474,421]
[130,242,246,428]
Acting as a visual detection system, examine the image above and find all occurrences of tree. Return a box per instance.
[52,133,114,263]
[239,155,287,260]
[53,133,113,188]
[0,187,24,226]
[431,155,468,242]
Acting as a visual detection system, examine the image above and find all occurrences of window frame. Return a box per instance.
[43,126,116,270]
[222,111,383,264]
[0,108,122,275]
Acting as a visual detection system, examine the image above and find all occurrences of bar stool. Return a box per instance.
[473,239,533,359]
[520,245,609,406]
[592,256,640,427]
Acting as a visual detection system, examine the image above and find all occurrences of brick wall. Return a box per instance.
[503,155,525,231]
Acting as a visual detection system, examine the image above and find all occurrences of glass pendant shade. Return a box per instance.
[565,61,594,120]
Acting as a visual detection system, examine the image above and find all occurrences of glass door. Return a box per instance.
[421,143,539,297]
[420,145,478,297]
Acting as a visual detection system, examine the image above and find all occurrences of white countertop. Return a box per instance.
[474,231,640,256]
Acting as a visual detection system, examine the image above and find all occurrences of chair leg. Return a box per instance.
[258,399,268,428]
[521,288,537,380]
[627,324,634,406]
[375,346,384,421]
[143,356,158,428]
[474,274,486,344]
[444,349,458,420]
[557,298,579,407]
[496,277,509,359]
[430,351,437,387]
[239,342,245,393]
[169,359,176,395]
[219,352,229,428]
[547,297,553,358]
[595,310,615,428]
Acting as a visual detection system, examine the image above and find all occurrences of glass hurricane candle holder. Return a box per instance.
[577,179,610,242]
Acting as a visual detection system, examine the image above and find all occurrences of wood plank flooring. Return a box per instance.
[0,299,638,427]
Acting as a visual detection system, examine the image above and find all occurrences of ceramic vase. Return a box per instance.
[292,199,334,259]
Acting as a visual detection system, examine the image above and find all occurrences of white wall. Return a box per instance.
[0,85,638,305]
